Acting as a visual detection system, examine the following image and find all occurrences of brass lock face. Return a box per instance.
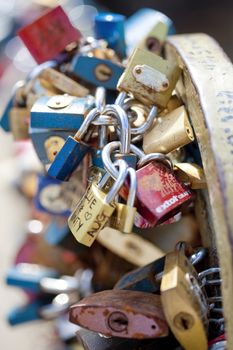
[117,48,181,107]
[44,136,65,163]
[160,251,208,350]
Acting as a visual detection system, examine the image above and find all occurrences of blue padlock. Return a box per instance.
[6,263,58,293]
[7,297,53,326]
[30,127,71,164]
[30,94,95,130]
[71,55,124,90]
[48,107,100,181]
[125,8,175,55]
[34,174,71,216]
[94,12,126,58]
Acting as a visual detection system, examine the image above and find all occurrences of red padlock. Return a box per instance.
[18,6,81,64]
[135,154,193,226]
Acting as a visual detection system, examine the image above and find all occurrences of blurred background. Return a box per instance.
[0,0,232,349]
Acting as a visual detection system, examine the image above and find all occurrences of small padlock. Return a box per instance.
[135,154,193,225]
[138,21,168,55]
[174,163,207,189]
[34,174,71,216]
[68,159,128,247]
[31,94,94,130]
[94,12,126,58]
[143,105,194,154]
[30,127,70,164]
[97,227,164,266]
[17,6,82,64]
[39,68,89,97]
[160,249,209,350]
[117,47,181,107]
[69,289,168,339]
[71,54,124,90]
[48,107,100,181]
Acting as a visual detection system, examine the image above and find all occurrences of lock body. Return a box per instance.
[71,55,124,90]
[68,183,116,247]
[136,162,193,225]
[138,21,168,55]
[17,6,81,63]
[110,203,136,233]
[174,163,207,189]
[69,289,168,338]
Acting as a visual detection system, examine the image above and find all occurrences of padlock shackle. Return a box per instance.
[74,107,100,139]
[131,105,157,135]
[137,153,173,170]
[95,87,106,112]
[125,167,137,207]
[102,141,121,179]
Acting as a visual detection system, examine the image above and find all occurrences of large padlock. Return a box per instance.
[68,159,128,247]
[17,6,82,64]
[29,127,70,164]
[160,249,209,350]
[94,12,126,58]
[117,47,181,107]
[39,68,89,97]
[69,289,168,339]
[71,54,124,90]
[30,94,94,130]
[143,105,195,154]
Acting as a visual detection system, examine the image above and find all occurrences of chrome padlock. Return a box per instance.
[17,5,82,64]
[30,127,70,164]
[110,167,137,233]
[30,94,95,130]
[94,12,126,58]
[48,107,100,181]
[69,289,168,339]
[160,248,209,350]
[68,159,128,247]
[143,105,194,154]
[71,54,124,90]
[135,154,193,226]
[117,47,181,107]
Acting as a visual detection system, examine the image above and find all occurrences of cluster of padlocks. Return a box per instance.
[1,5,226,350]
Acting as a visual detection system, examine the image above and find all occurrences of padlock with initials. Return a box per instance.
[69,289,168,339]
[17,6,82,64]
[143,105,195,154]
[135,154,193,226]
[117,47,181,107]
[31,94,94,130]
[71,54,124,90]
[160,249,209,350]
[68,159,128,247]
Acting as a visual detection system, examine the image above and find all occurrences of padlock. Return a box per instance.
[76,326,178,350]
[138,21,168,55]
[17,6,82,64]
[160,250,209,350]
[158,94,183,117]
[31,94,94,130]
[68,159,128,247]
[69,289,168,339]
[97,227,164,266]
[174,163,207,189]
[143,106,195,154]
[110,167,137,233]
[6,263,58,293]
[117,47,181,107]
[9,107,30,140]
[30,127,71,164]
[39,68,89,97]
[48,107,100,181]
[135,154,193,225]
[94,12,126,58]
[71,54,124,90]
[34,174,71,216]
[125,9,175,55]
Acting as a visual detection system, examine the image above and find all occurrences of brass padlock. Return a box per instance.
[143,105,194,154]
[174,163,207,189]
[117,47,181,107]
[39,68,89,97]
[160,250,208,350]
[97,227,164,266]
[68,160,128,247]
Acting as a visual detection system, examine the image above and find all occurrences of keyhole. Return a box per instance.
[173,312,194,331]
[146,37,161,53]
[95,64,112,81]
[107,311,128,332]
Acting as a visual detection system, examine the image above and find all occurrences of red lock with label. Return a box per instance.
[18,6,81,64]
[135,160,193,226]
